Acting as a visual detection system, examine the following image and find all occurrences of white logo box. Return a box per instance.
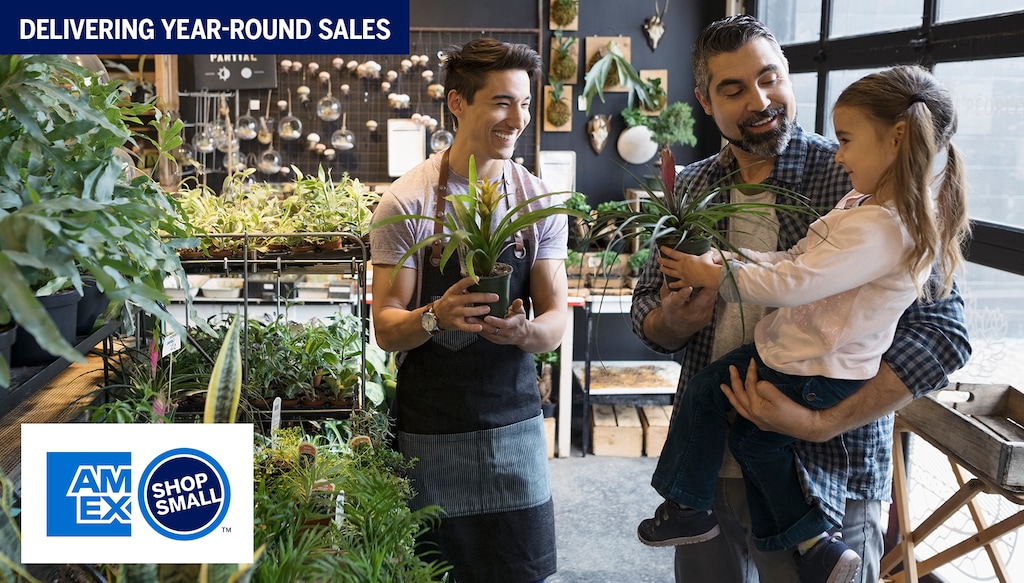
[21,424,254,564]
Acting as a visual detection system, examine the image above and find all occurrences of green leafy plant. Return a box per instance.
[591,157,822,262]
[628,247,651,275]
[0,54,195,387]
[581,40,659,114]
[645,101,698,153]
[372,154,590,281]
[0,469,38,583]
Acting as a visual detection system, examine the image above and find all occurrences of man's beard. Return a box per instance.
[722,107,793,158]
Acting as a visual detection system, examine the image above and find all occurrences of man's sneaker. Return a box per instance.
[636,501,720,547]
[795,533,862,583]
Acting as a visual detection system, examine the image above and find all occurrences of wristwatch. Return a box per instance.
[421,303,440,335]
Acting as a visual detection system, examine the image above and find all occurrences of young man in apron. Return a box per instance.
[369,38,569,583]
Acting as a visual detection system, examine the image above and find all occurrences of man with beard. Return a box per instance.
[629,15,970,583]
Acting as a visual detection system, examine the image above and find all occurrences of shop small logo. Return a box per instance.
[47,452,132,537]
[138,448,231,541]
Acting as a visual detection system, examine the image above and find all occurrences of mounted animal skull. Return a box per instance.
[643,0,669,51]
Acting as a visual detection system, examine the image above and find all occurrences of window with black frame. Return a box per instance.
[753,1,1024,580]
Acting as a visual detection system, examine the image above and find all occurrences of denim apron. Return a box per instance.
[394,150,556,583]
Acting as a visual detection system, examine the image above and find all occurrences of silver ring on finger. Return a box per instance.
[493,327,500,335]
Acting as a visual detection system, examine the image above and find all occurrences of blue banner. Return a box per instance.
[3,3,410,54]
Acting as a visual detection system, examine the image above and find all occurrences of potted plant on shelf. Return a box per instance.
[0,54,195,386]
[371,154,591,316]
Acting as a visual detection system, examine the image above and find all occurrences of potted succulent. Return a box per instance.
[372,154,590,316]
[0,54,194,386]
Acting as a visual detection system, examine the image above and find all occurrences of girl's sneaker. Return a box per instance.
[636,501,720,547]
[795,533,861,583]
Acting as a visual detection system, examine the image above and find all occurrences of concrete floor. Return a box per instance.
[548,452,675,583]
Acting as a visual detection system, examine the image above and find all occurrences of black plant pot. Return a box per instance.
[658,237,711,287]
[76,280,111,335]
[468,262,513,317]
[0,324,16,369]
[11,289,82,367]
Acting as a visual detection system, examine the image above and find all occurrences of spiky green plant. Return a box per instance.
[372,155,590,281]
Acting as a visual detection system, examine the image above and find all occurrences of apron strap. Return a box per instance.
[430,149,451,267]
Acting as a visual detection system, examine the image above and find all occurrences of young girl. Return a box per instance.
[637,64,970,583]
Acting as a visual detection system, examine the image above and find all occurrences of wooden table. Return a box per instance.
[882,385,1024,582]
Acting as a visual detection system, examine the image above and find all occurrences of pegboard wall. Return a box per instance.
[179,28,541,192]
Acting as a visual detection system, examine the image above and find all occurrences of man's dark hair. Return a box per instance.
[441,38,543,104]
[692,15,786,100]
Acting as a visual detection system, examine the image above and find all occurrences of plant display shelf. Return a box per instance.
[0,319,121,420]
[176,232,370,413]
[572,295,677,457]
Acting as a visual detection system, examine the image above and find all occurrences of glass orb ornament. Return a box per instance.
[257,148,282,174]
[278,114,302,141]
[316,94,342,121]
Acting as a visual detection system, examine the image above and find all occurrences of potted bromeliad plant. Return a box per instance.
[371,155,590,316]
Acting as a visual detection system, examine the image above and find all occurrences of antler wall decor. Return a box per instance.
[643,0,669,51]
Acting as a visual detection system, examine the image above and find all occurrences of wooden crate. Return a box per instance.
[640,405,672,457]
[544,416,556,459]
[590,404,643,457]
[897,383,1024,489]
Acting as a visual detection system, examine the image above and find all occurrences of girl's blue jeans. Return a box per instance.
[651,343,864,552]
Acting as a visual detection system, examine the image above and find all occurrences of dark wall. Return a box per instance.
[415,0,726,207]
[411,0,539,29]
[538,1,725,207]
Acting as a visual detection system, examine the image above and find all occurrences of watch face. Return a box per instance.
[421,310,438,333]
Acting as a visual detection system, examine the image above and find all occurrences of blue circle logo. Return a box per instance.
[138,448,231,540]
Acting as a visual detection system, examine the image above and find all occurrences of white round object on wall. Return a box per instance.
[616,125,658,165]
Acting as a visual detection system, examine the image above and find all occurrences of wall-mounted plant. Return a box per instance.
[544,78,572,132]
[581,38,658,114]
[549,0,580,30]
[550,30,579,84]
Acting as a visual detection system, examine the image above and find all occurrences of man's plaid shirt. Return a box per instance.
[630,125,971,522]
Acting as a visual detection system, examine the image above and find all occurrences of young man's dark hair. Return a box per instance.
[441,38,543,104]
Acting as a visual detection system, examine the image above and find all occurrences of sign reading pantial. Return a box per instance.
[20,424,253,564]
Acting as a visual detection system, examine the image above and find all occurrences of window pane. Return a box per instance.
[790,72,818,131]
[830,0,921,38]
[823,68,883,137]
[948,263,1024,388]
[934,59,1024,229]
[758,0,822,44]
[938,0,1024,22]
